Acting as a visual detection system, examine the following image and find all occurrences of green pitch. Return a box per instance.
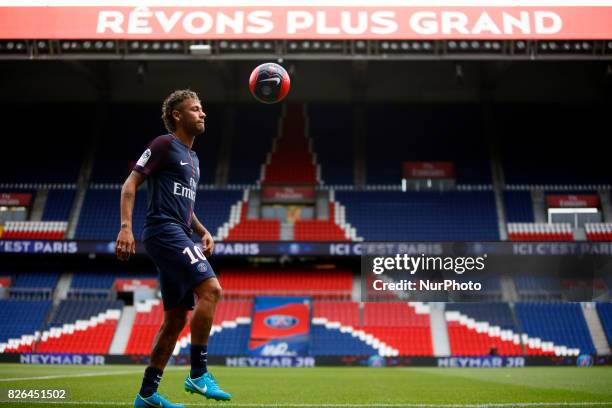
[0,364,611,407]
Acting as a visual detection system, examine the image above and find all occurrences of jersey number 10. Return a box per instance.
[183,245,207,264]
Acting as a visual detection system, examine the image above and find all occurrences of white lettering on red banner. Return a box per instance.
[403,162,455,179]
[262,186,316,201]
[115,279,157,291]
[0,6,611,39]
[0,193,32,206]
[546,194,600,208]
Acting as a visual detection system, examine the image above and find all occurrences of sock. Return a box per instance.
[139,366,163,398]
[190,344,208,379]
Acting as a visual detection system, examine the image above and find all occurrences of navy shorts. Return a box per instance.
[143,224,216,311]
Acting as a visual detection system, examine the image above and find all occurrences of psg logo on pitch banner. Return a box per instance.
[264,315,298,329]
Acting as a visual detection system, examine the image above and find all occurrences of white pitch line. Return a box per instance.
[0,366,184,382]
[6,404,612,407]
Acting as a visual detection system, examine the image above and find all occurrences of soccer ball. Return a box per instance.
[248,62,290,104]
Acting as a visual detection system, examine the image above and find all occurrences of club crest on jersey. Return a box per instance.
[197,263,208,273]
[136,149,151,167]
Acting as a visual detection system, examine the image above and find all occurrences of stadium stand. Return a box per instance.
[228,105,280,184]
[313,301,360,327]
[362,302,433,356]
[1,100,610,362]
[75,189,147,240]
[311,301,394,356]
[36,300,123,354]
[596,302,612,348]
[47,299,124,327]
[507,223,574,241]
[219,269,353,299]
[336,191,499,241]
[10,272,58,300]
[262,104,318,185]
[504,191,535,223]
[364,104,491,185]
[294,203,350,241]
[1,221,67,240]
[513,274,563,300]
[310,324,378,356]
[67,271,158,299]
[585,223,612,241]
[127,299,252,356]
[193,189,243,240]
[42,189,76,221]
[221,201,281,241]
[308,104,354,185]
[0,300,51,353]
[515,303,595,355]
[445,303,523,356]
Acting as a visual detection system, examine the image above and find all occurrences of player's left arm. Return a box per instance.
[191,213,214,257]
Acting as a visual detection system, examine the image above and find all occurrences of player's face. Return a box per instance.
[176,98,206,135]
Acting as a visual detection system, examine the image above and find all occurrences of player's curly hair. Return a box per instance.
[161,89,200,133]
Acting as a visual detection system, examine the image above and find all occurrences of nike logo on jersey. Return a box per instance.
[260,77,280,85]
[180,161,189,166]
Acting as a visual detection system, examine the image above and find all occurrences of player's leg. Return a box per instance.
[190,277,221,377]
[135,307,188,408]
[184,277,232,401]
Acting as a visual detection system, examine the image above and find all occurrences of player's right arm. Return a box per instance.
[116,170,146,261]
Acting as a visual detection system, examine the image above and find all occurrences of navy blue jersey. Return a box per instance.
[133,134,200,241]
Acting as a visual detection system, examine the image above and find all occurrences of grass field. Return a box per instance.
[0,364,611,407]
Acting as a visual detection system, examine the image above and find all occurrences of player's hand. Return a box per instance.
[202,231,215,258]
[115,227,136,261]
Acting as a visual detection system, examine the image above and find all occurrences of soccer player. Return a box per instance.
[116,89,231,408]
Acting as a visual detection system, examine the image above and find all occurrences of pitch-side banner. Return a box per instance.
[1,3,612,39]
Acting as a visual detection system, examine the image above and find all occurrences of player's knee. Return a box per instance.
[201,281,222,303]
[207,283,222,303]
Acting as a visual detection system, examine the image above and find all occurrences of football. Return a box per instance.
[248,62,291,104]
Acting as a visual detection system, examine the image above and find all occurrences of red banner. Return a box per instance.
[546,194,600,208]
[115,278,157,291]
[1,5,612,39]
[262,186,315,201]
[0,193,32,206]
[0,277,11,288]
[403,161,454,179]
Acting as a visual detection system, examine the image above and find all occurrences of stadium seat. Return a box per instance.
[126,299,252,355]
[596,303,612,349]
[0,300,51,353]
[585,223,612,241]
[445,303,523,356]
[337,191,499,241]
[219,269,353,299]
[42,189,76,221]
[507,223,573,241]
[2,221,67,240]
[35,300,124,354]
[515,303,595,355]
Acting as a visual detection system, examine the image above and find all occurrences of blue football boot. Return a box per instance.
[134,392,184,408]
[184,372,232,401]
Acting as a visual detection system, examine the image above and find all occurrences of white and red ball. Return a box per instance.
[248,62,290,104]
